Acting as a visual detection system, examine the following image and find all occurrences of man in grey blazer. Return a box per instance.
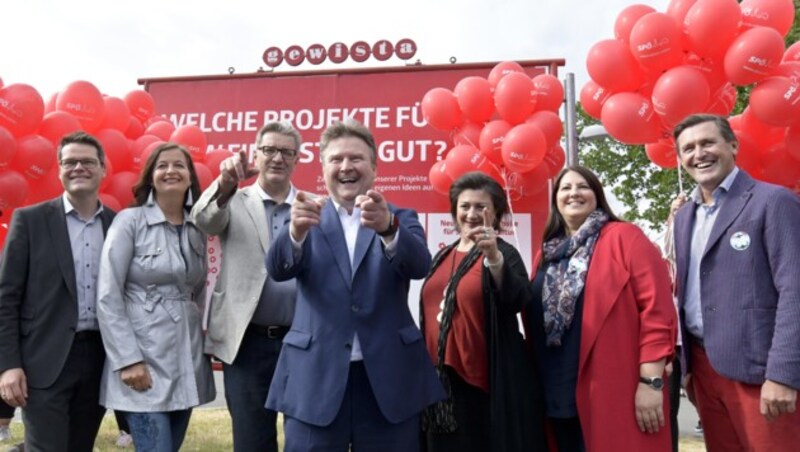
[192,121,301,452]
[0,132,115,451]
[672,114,800,451]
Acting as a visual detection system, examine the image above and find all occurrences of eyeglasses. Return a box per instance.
[257,146,297,159]
[59,159,100,170]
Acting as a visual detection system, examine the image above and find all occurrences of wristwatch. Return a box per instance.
[639,376,664,390]
[378,212,399,237]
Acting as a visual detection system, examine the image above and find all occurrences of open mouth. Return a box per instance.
[339,177,358,185]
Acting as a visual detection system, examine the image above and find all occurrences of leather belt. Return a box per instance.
[75,330,102,341]
[247,324,289,340]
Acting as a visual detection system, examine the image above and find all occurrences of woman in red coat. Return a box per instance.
[527,165,676,451]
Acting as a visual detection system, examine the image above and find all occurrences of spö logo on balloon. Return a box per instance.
[747,56,770,67]
[0,100,21,118]
[741,8,769,21]
[784,85,798,101]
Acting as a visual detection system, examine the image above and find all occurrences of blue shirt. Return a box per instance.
[63,193,105,332]
[684,167,739,339]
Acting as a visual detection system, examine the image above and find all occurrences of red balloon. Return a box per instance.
[145,115,170,127]
[739,0,796,36]
[99,97,131,132]
[0,127,17,169]
[125,116,145,139]
[0,171,29,210]
[453,122,482,148]
[494,72,537,125]
[724,26,784,86]
[784,41,800,63]
[542,144,566,178]
[454,77,494,123]
[600,92,662,144]
[139,140,165,170]
[0,84,45,138]
[740,107,787,145]
[488,61,525,89]
[704,83,737,116]
[204,148,233,179]
[645,141,679,168]
[525,111,563,148]
[761,142,800,188]
[445,145,483,181]
[124,90,156,123]
[777,61,800,83]
[506,163,549,200]
[785,124,800,161]
[478,120,513,167]
[615,4,657,42]
[104,171,139,208]
[579,80,614,120]
[56,81,105,132]
[96,128,133,172]
[194,162,213,191]
[44,92,58,114]
[651,66,710,126]
[501,124,547,173]
[99,157,114,193]
[749,76,800,127]
[683,52,727,92]
[11,134,55,181]
[428,161,453,195]
[531,74,564,113]
[586,39,644,92]
[98,193,122,212]
[666,0,698,25]
[732,130,764,176]
[170,125,208,162]
[684,0,742,58]
[629,13,684,73]
[145,121,176,142]
[133,135,162,170]
[25,167,64,204]
[38,111,83,147]
[421,88,462,131]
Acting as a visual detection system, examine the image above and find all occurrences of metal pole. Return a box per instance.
[564,73,579,166]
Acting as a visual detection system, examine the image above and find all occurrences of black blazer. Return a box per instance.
[0,197,115,388]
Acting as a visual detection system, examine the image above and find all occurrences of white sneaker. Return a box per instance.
[0,425,11,442]
[115,431,133,448]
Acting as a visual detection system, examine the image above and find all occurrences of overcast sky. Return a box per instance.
[2,0,668,99]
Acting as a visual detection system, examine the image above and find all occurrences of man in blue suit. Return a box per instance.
[672,114,800,451]
[266,119,444,451]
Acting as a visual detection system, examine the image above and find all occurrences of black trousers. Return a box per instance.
[668,349,683,452]
[0,399,14,419]
[424,368,490,452]
[22,334,106,452]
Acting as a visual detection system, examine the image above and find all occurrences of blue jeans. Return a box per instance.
[125,410,192,452]
[223,326,283,452]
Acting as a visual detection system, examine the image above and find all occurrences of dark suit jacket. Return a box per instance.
[265,202,445,426]
[675,170,800,389]
[0,197,115,388]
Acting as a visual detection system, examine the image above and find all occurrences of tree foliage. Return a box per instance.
[577,1,799,233]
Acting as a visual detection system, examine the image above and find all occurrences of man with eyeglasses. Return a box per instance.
[0,131,115,451]
[192,121,302,452]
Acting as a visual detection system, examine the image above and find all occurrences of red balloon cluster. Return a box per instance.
[585,0,800,191]
[0,79,220,250]
[422,61,565,201]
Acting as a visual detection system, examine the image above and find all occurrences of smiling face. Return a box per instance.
[59,142,106,199]
[321,136,376,210]
[556,170,598,234]
[152,148,191,198]
[455,189,496,240]
[255,131,299,191]
[676,121,738,203]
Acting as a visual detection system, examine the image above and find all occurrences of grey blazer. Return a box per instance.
[0,197,114,388]
[191,181,287,363]
[675,170,800,389]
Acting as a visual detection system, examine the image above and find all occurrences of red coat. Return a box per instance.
[532,222,676,452]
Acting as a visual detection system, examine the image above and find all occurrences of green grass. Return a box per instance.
[3,409,707,451]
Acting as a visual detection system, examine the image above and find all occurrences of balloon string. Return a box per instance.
[500,167,522,252]
[676,153,684,195]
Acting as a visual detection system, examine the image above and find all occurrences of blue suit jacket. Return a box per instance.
[266,202,445,426]
[675,170,800,389]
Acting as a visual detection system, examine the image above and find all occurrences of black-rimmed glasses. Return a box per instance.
[258,146,297,159]
[59,159,100,170]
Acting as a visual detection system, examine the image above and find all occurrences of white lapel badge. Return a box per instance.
[730,231,751,251]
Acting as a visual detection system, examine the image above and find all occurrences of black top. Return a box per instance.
[530,268,584,419]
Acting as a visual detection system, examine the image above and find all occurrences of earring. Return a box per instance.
[185,190,194,207]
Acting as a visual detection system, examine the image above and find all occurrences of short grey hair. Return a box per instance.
[255,121,303,150]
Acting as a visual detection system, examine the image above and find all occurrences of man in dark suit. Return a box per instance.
[266,119,444,452]
[672,114,800,451]
[0,131,115,451]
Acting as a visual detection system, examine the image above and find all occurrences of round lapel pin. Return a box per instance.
[730,231,750,251]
